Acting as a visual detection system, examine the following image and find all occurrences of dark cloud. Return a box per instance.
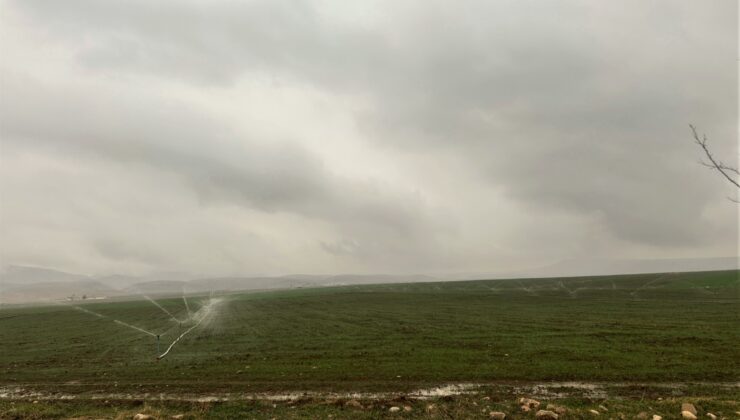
[13,0,382,87]
[1,0,736,276]
[0,73,442,234]
[0,70,454,273]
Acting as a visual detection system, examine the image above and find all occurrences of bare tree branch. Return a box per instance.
[719,165,740,176]
[690,124,740,189]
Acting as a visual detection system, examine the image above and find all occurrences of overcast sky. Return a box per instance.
[0,0,737,278]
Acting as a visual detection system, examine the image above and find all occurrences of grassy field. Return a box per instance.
[1,270,739,418]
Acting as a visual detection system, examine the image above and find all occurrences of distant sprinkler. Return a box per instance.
[156,334,161,355]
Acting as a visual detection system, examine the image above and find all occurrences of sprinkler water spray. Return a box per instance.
[156,297,222,360]
[142,294,185,323]
[182,293,192,320]
[53,300,157,337]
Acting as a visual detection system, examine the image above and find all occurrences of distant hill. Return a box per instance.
[0,280,119,304]
[96,274,143,289]
[0,269,441,303]
[450,257,739,281]
[1,265,89,284]
[1,258,736,304]
[320,274,438,286]
[186,276,307,293]
[180,274,437,293]
[513,257,739,279]
[125,280,189,295]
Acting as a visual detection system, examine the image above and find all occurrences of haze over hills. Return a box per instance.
[0,265,443,304]
[1,265,89,285]
[483,256,739,280]
[0,280,119,304]
[0,257,737,304]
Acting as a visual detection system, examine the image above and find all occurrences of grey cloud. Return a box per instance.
[0,76,324,211]
[13,0,381,87]
[1,0,737,277]
[11,0,735,246]
[0,73,452,272]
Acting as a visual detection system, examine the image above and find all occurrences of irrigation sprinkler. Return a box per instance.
[156,334,161,355]
[53,300,158,337]
[156,297,221,361]
[142,294,184,323]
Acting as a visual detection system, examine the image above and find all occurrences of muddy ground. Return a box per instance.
[2,381,739,419]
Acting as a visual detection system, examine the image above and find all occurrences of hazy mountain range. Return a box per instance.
[1,257,736,304]
[0,265,440,304]
[458,256,739,281]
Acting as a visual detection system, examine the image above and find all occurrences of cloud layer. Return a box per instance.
[1,0,737,277]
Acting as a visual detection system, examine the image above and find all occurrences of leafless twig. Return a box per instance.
[690,124,739,189]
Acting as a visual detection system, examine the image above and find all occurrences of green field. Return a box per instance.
[1,270,739,418]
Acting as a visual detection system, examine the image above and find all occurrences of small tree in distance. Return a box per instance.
[690,124,739,201]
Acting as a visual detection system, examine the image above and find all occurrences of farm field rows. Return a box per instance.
[1,270,738,418]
